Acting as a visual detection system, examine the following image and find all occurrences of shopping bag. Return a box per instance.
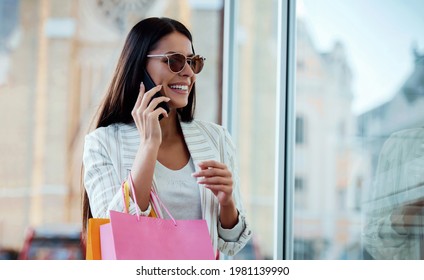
[99,174,215,260]
[85,179,136,260]
[85,217,110,260]
[100,210,214,260]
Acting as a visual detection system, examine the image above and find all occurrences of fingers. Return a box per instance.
[192,160,233,186]
[132,83,169,120]
[192,166,230,177]
[192,161,231,178]
[196,176,233,186]
[146,95,170,112]
[140,84,163,109]
[133,82,145,110]
[193,160,235,207]
[149,107,169,120]
[197,160,227,170]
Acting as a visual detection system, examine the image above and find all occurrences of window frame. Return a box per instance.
[222,0,296,260]
[273,0,296,260]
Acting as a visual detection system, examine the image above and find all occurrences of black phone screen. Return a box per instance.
[142,70,170,120]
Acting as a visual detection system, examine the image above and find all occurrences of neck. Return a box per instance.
[160,110,181,143]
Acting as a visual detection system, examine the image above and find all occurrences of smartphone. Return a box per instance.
[142,69,170,120]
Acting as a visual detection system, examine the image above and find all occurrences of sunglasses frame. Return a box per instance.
[146,52,206,74]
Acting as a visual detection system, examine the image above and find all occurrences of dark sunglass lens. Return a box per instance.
[192,56,204,74]
[168,54,186,73]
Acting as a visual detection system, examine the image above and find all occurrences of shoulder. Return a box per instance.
[378,128,424,166]
[183,119,236,151]
[85,123,136,142]
[389,127,424,139]
[383,127,424,150]
[84,123,137,152]
[182,119,226,137]
[387,127,424,153]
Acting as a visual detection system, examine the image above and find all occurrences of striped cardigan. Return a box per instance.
[83,119,252,257]
[362,128,424,259]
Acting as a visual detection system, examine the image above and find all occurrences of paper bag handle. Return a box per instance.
[126,172,140,220]
[121,180,130,214]
[150,189,177,226]
[127,171,177,225]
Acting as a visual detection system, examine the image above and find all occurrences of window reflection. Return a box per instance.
[296,0,424,259]
[363,128,424,259]
[360,50,424,260]
[233,0,278,260]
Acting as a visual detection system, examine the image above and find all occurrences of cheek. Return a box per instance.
[147,63,174,85]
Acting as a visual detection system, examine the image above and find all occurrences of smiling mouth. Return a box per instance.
[169,84,189,91]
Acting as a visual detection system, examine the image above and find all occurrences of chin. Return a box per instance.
[169,99,189,109]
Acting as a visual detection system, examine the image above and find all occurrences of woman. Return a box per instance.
[82,17,251,258]
[362,127,424,259]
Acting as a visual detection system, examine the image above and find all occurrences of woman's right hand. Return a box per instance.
[131,82,170,145]
[129,83,169,212]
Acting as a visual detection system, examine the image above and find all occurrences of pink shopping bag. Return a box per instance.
[99,173,215,260]
[100,210,215,260]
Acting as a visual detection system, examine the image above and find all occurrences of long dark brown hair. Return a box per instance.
[81,17,197,244]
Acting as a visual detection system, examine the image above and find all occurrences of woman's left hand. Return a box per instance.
[192,160,234,207]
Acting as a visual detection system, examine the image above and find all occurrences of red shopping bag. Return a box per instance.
[99,174,215,260]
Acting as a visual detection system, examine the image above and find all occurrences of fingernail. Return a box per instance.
[140,81,144,88]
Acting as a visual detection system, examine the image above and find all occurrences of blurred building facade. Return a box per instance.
[294,18,363,259]
[0,0,222,251]
[232,0,279,259]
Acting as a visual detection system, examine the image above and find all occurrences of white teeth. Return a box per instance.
[170,85,188,91]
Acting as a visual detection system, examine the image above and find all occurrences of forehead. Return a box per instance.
[152,32,193,55]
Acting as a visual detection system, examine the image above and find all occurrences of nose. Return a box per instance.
[179,61,195,77]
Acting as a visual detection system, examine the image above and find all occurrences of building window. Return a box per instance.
[295,176,305,192]
[296,116,305,144]
[294,176,306,210]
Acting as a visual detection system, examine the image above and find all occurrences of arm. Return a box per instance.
[129,83,170,211]
[83,130,129,217]
[362,130,424,259]
[218,128,252,254]
[192,126,252,255]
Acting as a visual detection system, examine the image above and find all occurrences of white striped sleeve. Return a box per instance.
[217,126,253,256]
[83,128,126,218]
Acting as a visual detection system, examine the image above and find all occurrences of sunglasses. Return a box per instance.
[147,52,206,74]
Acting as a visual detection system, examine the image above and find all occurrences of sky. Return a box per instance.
[298,0,424,114]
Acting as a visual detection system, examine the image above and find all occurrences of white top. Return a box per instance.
[154,157,245,242]
[154,157,202,220]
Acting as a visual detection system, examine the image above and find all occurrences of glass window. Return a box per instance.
[230,0,279,260]
[294,0,424,259]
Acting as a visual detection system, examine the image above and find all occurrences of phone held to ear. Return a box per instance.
[142,70,170,121]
